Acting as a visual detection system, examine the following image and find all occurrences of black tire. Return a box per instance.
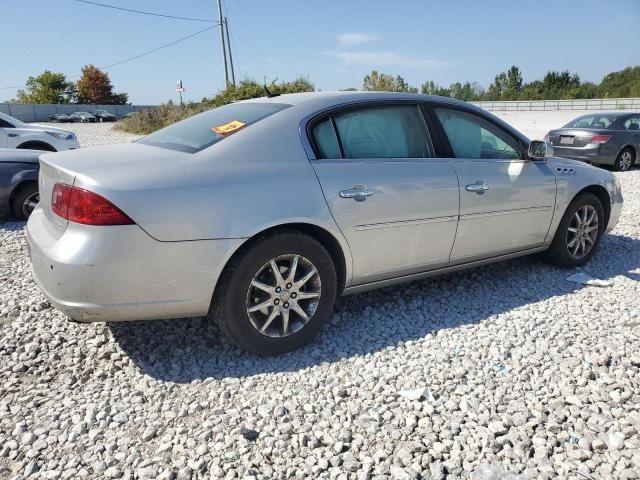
[210,231,337,356]
[543,192,605,268]
[613,147,635,172]
[11,182,39,221]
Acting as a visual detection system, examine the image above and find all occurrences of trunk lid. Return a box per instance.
[38,143,193,237]
[547,128,610,148]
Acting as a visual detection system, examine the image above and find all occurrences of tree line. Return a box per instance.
[10,65,128,105]
[361,65,640,101]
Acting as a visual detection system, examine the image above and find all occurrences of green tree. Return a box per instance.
[599,66,640,98]
[486,72,508,100]
[76,65,128,104]
[15,70,75,104]
[504,66,523,100]
[363,70,417,92]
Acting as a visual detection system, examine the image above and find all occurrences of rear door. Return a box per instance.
[430,105,557,263]
[309,103,460,285]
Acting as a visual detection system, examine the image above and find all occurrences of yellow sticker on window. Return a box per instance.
[212,120,246,135]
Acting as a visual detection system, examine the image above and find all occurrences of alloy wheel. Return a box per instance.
[246,254,321,338]
[22,192,40,218]
[566,204,598,259]
[619,151,632,171]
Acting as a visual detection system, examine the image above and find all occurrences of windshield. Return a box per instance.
[564,115,618,129]
[0,111,22,125]
[138,102,290,153]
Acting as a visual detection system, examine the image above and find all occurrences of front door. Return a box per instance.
[431,106,557,262]
[309,104,460,285]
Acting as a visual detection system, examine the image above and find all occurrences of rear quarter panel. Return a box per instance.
[69,108,354,282]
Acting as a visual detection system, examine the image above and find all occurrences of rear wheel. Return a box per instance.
[211,232,337,355]
[614,148,635,171]
[543,193,605,268]
[11,182,39,220]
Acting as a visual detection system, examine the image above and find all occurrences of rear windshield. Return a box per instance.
[564,115,618,129]
[138,102,290,153]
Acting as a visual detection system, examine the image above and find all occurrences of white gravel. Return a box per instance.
[36,122,140,147]
[1,120,639,480]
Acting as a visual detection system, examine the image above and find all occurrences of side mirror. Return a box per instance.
[528,140,553,160]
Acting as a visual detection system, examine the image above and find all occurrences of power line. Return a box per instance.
[98,25,217,70]
[72,0,218,23]
[0,26,216,91]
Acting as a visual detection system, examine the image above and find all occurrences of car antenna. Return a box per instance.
[264,77,280,98]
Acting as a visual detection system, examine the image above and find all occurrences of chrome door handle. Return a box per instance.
[339,185,374,201]
[465,181,489,194]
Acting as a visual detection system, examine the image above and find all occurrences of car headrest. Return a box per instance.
[629,123,640,131]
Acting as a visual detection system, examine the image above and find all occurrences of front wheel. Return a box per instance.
[543,193,605,268]
[211,232,337,355]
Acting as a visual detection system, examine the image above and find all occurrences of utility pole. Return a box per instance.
[224,17,236,87]
[217,0,229,87]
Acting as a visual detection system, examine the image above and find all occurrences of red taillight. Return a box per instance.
[51,183,134,226]
[590,135,611,144]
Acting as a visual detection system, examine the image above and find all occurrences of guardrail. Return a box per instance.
[0,103,159,122]
[471,98,640,112]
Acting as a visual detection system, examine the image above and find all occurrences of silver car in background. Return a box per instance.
[546,112,640,171]
[27,92,623,355]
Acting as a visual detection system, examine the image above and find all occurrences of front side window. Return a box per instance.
[311,105,433,159]
[624,116,640,131]
[139,102,290,153]
[434,108,521,160]
[0,118,13,128]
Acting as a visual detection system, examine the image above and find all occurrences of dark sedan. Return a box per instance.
[69,112,97,123]
[0,149,40,220]
[48,113,73,123]
[546,112,640,171]
[93,110,117,122]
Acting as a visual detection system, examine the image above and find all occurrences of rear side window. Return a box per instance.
[565,115,618,129]
[434,108,521,160]
[624,116,640,131]
[311,105,433,159]
[139,102,290,153]
[311,118,341,159]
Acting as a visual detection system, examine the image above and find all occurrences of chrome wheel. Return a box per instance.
[567,204,598,259]
[246,254,321,338]
[619,151,633,171]
[22,192,40,218]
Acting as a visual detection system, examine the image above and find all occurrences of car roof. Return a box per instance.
[240,90,473,109]
[239,91,530,143]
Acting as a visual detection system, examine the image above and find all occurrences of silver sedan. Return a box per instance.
[27,92,623,355]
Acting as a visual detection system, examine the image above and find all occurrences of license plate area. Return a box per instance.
[560,136,575,145]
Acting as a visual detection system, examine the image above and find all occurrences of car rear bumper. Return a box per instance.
[551,144,616,166]
[26,206,243,322]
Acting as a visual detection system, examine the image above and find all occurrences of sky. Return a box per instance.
[2,0,639,104]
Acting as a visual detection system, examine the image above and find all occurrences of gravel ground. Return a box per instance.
[0,122,639,480]
[35,122,140,147]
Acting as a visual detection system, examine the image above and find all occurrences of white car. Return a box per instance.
[0,112,80,152]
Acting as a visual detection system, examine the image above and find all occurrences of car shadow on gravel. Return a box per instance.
[109,233,640,382]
